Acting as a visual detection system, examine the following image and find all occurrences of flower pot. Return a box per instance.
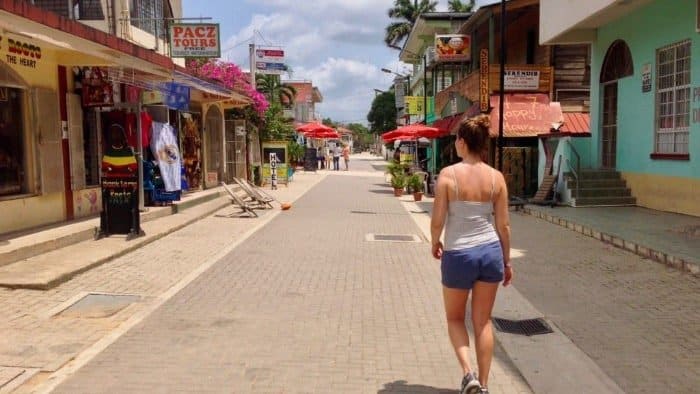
[413,192,423,201]
[393,188,404,197]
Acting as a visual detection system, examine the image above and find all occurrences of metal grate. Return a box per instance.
[56,293,141,318]
[366,233,421,243]
[492,317,553,336]
[350,210,377,215]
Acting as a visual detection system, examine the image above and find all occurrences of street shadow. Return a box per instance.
[377,380,456,394]
[415,201,434,215]
[369,189,395,195]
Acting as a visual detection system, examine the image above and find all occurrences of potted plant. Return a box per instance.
[390,172,407,196]
[407,173,425,201]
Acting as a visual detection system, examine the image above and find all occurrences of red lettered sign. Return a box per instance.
[169,23,220,58]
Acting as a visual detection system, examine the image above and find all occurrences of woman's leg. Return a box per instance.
[470,281,499,388]
[443,286,473,374]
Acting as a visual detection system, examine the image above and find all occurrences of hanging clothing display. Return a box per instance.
[182,115,202,190]
[105,110,152,151]
[150,121,181,192]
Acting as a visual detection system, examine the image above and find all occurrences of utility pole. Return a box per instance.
[423,54,427,124]
[249,43,256,89]
[498,0,506,171]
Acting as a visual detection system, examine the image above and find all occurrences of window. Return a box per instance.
[655,40,690,154]
[0,87,25,196]
[130,0,167,38]
[75,0,105,20]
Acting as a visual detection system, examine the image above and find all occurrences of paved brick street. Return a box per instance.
[47,158,530,393]
[510,213,700,393]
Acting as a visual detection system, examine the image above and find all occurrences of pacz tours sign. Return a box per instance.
[169,24,220,58]
[0,34,42,69]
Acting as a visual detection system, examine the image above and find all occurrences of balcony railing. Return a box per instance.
[434,64,554,116]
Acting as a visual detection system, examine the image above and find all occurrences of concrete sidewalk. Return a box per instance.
[521,205,699,275]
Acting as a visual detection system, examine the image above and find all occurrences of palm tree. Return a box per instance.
[255,74,297,106]
[447,0,475,12]
[384,0,438,48]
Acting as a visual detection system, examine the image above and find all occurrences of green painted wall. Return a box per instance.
[588,0,698,178]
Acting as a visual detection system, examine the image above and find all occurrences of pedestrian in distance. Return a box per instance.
[333,143,341,171]
[430,114,512,394]
[342,144,350,171]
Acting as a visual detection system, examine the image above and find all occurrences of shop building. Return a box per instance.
[541,0,699,216]
[397,1,591,199]
[0,0,250,235]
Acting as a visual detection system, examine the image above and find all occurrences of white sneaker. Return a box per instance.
[460,372,481,394]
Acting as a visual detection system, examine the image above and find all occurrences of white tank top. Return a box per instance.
[443,165,500,251]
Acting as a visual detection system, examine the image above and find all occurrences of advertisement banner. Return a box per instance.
[394,79,406,108]
[169,23,221,58]
[479,48,489,113]
[435,34,471,62]
[255,47,286,75]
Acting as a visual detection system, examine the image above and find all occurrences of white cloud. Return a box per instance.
[220,0,481,123]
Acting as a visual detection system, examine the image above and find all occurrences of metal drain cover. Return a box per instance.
[492,317,553,336]
[350,210,377,214]
[56,293,141,318]
[365,233,422,243]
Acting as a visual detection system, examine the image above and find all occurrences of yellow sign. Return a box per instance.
[405,96,425,115]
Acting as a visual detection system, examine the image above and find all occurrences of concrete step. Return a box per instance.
[573,196,637,206]
[565,169,622,180]
[571,178,628,189]
[576,187,632,198]
[0,188,225,268]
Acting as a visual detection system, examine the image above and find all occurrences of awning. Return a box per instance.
[173,69,252,107]
[489,94,564,138]
[432,113,464,137]
[538,112,591,138]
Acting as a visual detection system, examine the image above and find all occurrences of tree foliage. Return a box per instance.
[447,0,475,12]
[262,102,295,141]
[255,74,297,106]
[367,91,397,134]
[384,0,438,48]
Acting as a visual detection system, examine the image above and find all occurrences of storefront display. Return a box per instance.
[0,87,24,196]
[181,113,202,189]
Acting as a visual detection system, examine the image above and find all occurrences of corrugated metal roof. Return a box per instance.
[560,112,590,135]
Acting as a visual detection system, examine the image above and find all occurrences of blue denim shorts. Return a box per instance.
[441,241,504,289]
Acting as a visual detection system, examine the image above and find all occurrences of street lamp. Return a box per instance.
[381,68,411,95]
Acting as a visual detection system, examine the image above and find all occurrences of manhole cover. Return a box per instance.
[56,293,141,318]
[492,317,553,336]
[350,210,377,214]
[365,233,422,243]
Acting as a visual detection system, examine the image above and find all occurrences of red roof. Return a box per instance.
[560,112,591,136]
[286,82,313,103]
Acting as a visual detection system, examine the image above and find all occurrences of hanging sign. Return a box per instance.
[479,48,489,113]
[169,24,221,58]
[0,33,43,69]
[435,34,471,62]
[504,69,541,91]
[255,47,286,75]
[405,96,424,115]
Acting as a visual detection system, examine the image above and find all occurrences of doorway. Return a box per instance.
[204,106,223,188]
[599,40,633,169]
[601,82,618,168]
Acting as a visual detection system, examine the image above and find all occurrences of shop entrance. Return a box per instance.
[204,105,223,188]
[225,119,247,182]
[0,63,28,197]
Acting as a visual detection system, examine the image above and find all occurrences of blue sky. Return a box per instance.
[182,0,492,125]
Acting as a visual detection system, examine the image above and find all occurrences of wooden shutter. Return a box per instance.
[67,93,85,190]
[31,87,64,194]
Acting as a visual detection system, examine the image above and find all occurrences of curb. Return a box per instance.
[521,207,699,276]
[0,198,232,290]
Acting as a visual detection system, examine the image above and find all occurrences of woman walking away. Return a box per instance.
[430,114,512,394]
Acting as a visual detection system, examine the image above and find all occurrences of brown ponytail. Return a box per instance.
[457,114,490,153]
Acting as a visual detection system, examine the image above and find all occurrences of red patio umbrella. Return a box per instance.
[296,122,335,134]
[305,130,340,139]
[381,124,441,142]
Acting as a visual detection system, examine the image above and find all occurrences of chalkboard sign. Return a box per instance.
[96,175,142,239]
[303,147,317,172]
